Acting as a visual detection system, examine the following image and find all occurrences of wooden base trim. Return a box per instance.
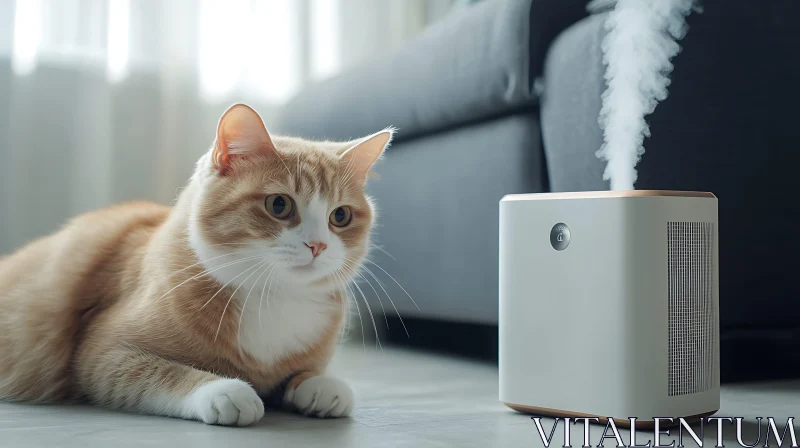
[504,402,719,429]
[502,190,716,202]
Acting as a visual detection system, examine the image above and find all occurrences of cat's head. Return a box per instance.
[187,104,391,291]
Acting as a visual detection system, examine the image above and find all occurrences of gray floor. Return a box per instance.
[0,344,797,447]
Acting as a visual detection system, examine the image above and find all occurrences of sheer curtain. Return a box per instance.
[0,0,455,252]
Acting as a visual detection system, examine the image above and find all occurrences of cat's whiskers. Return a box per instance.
[342,259,389,331]
[171,242,253,259]
[348,257,410,339]
[333,269,365,350]
[328,270,350,345]
[257,263,277,331]
[214,259,272,342]
[237,261,275,349]
[199,258,266,310]
[166,248,267,279]
[264,265,283,322]
[155,255,266,304]
[258,264,281,331]
[336,269,358,344]
[178,241,251,248]
[370,244,396,261]
[364,258,420,311]
[339,263,381,351]
[331,268,356,348]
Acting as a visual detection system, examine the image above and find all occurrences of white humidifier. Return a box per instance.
[498,190,719,425]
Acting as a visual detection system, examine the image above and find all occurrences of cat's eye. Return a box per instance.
[265,194,294,219]
[329,206,352,227]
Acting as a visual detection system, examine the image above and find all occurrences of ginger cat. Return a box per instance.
[0,104,393,426]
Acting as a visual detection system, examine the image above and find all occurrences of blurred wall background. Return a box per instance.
[0,0,467,253]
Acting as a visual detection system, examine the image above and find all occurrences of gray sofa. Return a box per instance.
[277,0,800,380]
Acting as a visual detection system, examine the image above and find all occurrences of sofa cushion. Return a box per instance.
[276,0,586,142]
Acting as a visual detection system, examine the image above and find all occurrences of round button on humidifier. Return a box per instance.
[498,190,720,426]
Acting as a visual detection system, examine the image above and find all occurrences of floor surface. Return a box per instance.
[0,344,797,447]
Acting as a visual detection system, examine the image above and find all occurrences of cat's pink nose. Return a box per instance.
[304,241,327,258]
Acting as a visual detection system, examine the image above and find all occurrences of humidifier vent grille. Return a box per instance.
[667,222,715,397]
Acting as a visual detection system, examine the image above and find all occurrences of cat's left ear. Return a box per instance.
[213,103,278,175]
[338,127,395,184]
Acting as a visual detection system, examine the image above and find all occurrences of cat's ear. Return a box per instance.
[338,127,394,184]
[212,103,278,175]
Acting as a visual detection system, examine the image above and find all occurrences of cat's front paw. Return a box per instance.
[283,376,354,418]
[188,378,265,426]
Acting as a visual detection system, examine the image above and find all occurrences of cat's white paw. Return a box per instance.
[188,378,265,426]
[283,376,354,418]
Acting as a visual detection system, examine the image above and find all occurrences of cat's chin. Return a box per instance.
[286,261,336,284]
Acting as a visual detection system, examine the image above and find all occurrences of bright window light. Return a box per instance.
[310,0,340,80]
[197,0,250,101]
[12,0,42,76]
[106,0,130,83]
[244,0,300,103]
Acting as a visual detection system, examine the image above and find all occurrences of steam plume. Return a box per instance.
[597,0,697,190]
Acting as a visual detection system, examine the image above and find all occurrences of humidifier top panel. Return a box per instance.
[501,190,716,202]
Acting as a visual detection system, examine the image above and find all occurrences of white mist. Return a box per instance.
[596,0,697,190]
